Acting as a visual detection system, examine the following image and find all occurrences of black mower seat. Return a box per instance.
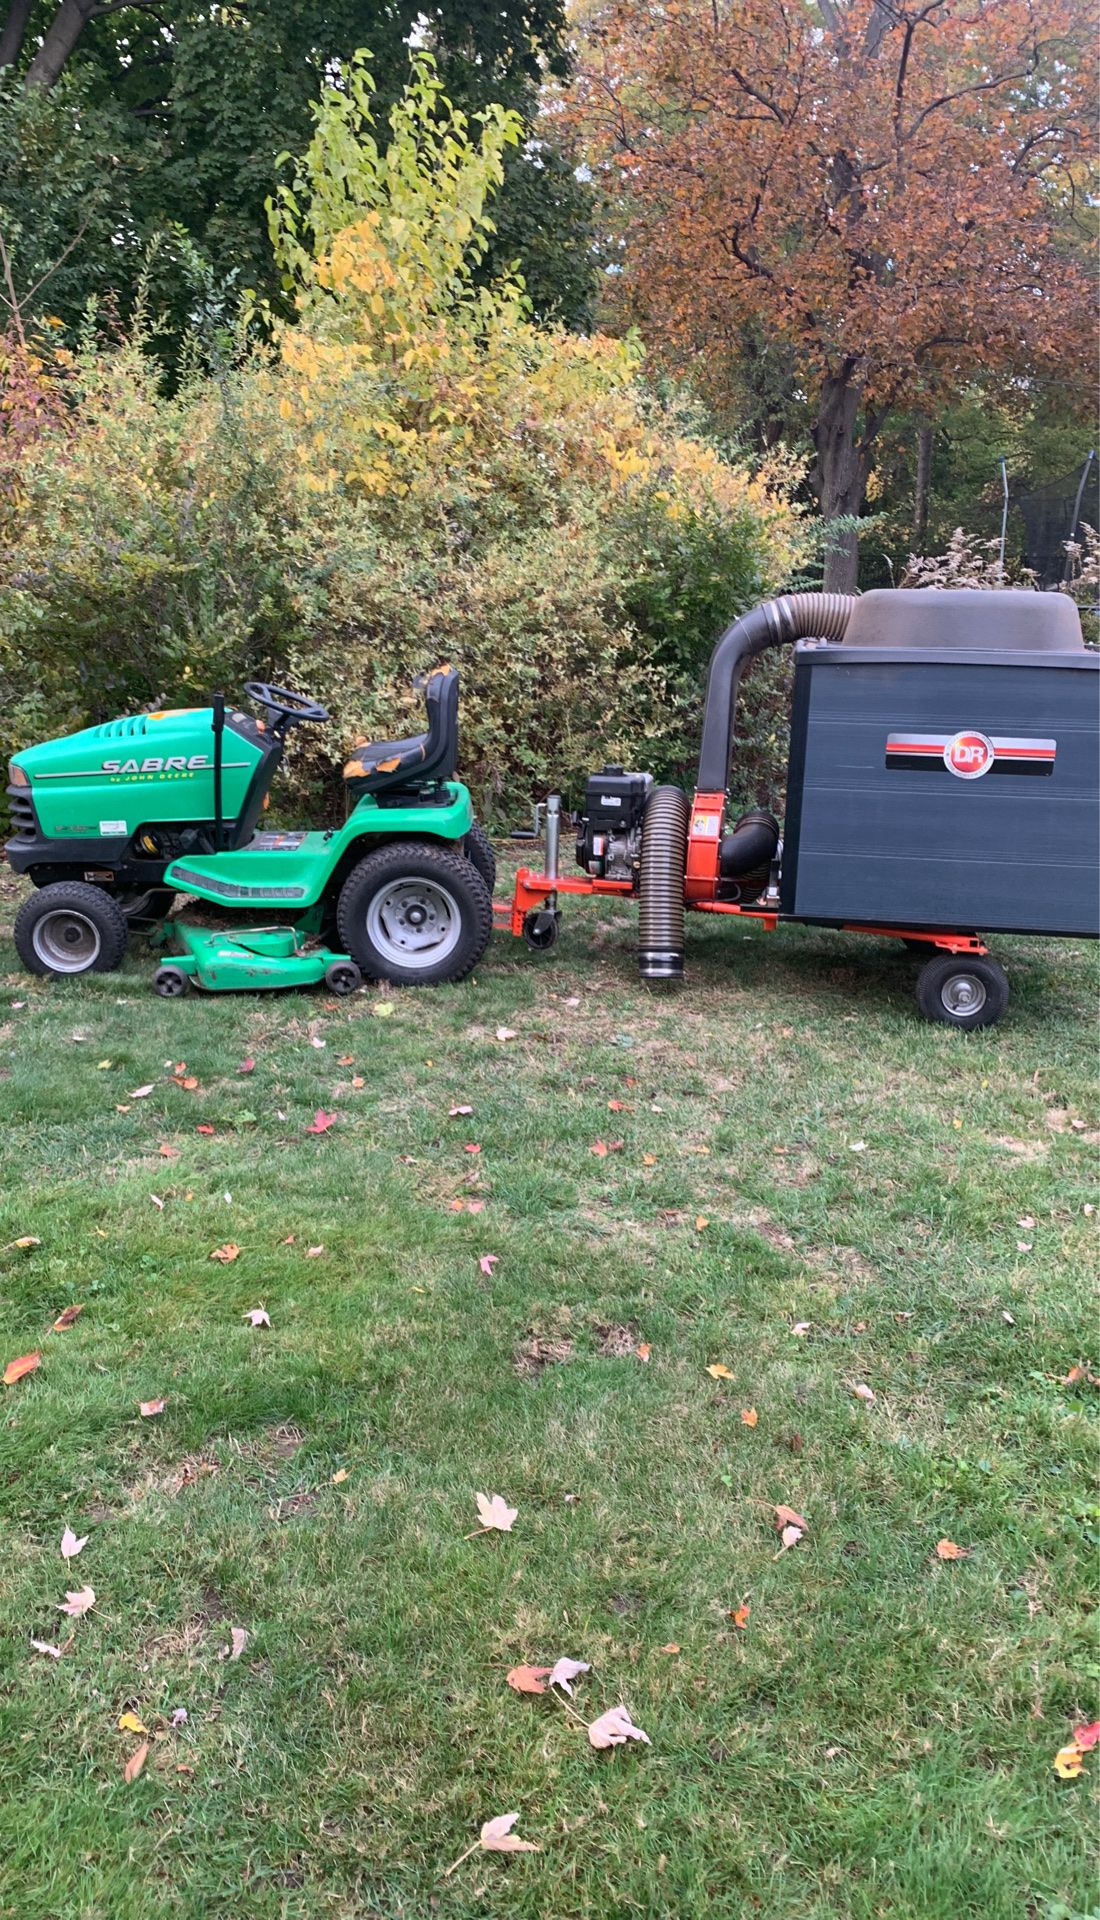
[343,667,460,798]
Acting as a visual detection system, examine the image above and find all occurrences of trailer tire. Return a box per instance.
[15,881,129,978]
[337,843,492,986]
[464,821,497,895]
[916,953,1008,1029]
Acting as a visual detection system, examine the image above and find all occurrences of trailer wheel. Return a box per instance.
[464,821,497,895]
[336,843,492,986]
[916,953,1008,1029]
[15,881,129,978]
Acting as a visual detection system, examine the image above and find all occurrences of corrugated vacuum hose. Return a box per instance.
[638,785,690,984]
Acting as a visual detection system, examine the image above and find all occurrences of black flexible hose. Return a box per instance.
[638,785,690,984]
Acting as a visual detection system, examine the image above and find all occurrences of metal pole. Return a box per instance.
[998,457,1009,578]
[1064,449,1096,582]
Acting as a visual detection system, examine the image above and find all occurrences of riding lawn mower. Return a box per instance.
[5,588,1097,1027]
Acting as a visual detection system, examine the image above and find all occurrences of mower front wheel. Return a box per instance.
[15,881,129,979]
[336,844,493,986]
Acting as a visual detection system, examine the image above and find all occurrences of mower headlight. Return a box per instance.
[7,760,28,788]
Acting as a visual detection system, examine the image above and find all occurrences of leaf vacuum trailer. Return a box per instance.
[504,589,1099,1028]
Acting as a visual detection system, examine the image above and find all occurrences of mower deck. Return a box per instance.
[154,923,361,995]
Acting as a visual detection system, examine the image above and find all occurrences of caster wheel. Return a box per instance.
[916,953,1008,1029]
[522,909,560,952]
[154,965,190,998]
[324,960,363,995]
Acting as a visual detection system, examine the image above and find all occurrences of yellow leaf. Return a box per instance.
[706,1363,733,1380]
[740,1406,758,1427]
[1053,1743,1084,1779]
[695,1216,709,1231]
[118,1712,148,1735]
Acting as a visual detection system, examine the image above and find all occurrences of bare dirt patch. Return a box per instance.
[593,1321,639,1357]
[514,1316,575,1379]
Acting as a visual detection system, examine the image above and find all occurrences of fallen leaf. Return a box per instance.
[170,1707,188,1726]
[195,1123,216,1136]
[849,1140,867,1153]
[129,1084,155,1099]
[158,1144,180,1160]
[244,1307,270,1328]
[642,1152,657,1166]
[51,1304,83,1332]
[774,1505,808,1532]
[695,1216,709,1231]
[30,1638,64,1658]
[61,1527,88,1560]
[740,1407,758,1427]
[449,1104,474,1117]
[1074,1721,1100,1751]
[1002,1311,1016,1325]
[305,1110,336,1134]
[371,1002,394,1018]
[588,1704,651,1750]
[548,1656,590,1695]
[351,1076,365,1089]
[474,1491,517,1533]
[464,1143,481,1156]
[850,1382,875,1403]
[118,1711,147,1735]
[175,1075,199,1092]
[478,1254,498,1276]
[636,1342,651,1363]
[209,1243,239,1264]
[139,1398,166,1418]
[466,1199,485,1214]
[608,1099,626,1112]
[58,1585,95,1617]
[790,1322,811,1337]
[730,1602,751,1630]
[309,1035,327,1049]
[480,1811,539,1854]
[1018,1214,1036,1229]
[123,1742,149,1784]
[706,1363,733,1381]
[3,1351,41,1386]
[495,1027,517,1042]
[331,1468,349,1485]
[1016,1240,1033,1253]
[1053,1743,1084,1779]
[935,1539,969,1561]
[590,1140,609,1157]
[506,1664,551,1694]
[220,1626,248,1662]
[97,1059,111,1069]
[12,1235,41,1249]
[150,1194,165,1211]
[779,1523,803,1550]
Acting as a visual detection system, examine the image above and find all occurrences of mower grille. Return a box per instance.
[6,784,36,838]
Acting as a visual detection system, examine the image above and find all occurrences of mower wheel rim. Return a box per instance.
[32,909,102,973]
[366,877,461,970]
[940,972,986,1017]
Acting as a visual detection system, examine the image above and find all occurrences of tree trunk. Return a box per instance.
[812,372,869,595]
[912,423,932,552]
[23,0,96,88]
[0,0,33,68]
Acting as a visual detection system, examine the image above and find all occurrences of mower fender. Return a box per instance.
[162,783,475,909]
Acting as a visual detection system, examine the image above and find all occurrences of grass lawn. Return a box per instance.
[0,860,1096,1920]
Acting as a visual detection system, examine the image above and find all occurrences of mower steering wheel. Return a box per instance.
[243,680,329,727]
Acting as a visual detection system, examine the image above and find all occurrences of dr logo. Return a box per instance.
[944,731,994,779]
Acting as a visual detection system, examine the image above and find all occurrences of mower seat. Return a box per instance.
[343,667,460,798]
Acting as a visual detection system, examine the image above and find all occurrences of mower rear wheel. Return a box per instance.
[464,821,497,895]
[916,952,1008,1029]
[336,844,492,986]
[15,881,128,978]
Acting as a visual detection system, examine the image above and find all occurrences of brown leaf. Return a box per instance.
[123,1741,149,1784]
[774,1504,808,1532]
[479,1811,539,1853]
[730,1602,751,1630]
[3,1351,41,1386]
[935,1538,969,1561]
[657,1643,680,1654]
[158,1144,180,1159]
[587,1704,651,1750]
[474,1491,517,1533]
[506,1663,551,1694]
[139,1398,166,1418]
[209,1243,239,1264]
[51,1304,84,1332]
[695,1216,709,1231]
[220,1625,249,1661]
[58,1585,95,1617]
[635,1342,651,1362]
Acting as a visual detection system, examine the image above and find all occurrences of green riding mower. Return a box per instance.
[5,669,497,994]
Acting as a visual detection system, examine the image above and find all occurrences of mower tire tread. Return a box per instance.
[337,843,493,987]
[15,880,129,978]
[464,821,497,895]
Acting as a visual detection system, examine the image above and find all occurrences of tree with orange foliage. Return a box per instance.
[569,0,1096,589]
